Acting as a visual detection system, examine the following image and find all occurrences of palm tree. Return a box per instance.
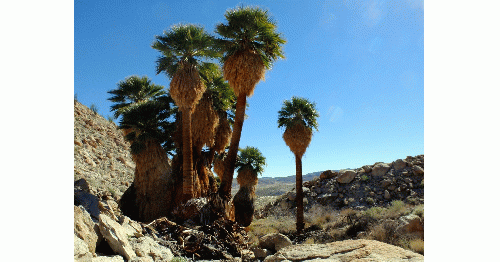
[216,6,286,200]
[153,24,220,200]
[108,76,177,222]
[277,97,319,233]
[233,146,266,227]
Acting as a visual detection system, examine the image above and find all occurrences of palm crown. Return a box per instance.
[278,97,319,131]
[108,75,167,118]
[235,146,266,176]
[216,6,286,69]
[153,24,220,78]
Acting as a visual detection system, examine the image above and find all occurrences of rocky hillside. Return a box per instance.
[74,100,135,199]
[260,155,424,217]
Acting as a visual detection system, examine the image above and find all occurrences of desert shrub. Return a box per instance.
[364,206,385,219]
[305,205,338,229]
[412,204,424,218]
[361,175,370,181]
[367,220,399,244]
[303,237,315,244]
[366,197,375,205]
[90,104,99,114]
[409,239,424,255]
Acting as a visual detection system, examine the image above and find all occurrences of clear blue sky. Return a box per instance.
[75,0,424,177]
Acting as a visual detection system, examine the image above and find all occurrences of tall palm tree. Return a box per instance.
[233,146,266,227]
[216,6,286,200]
[153,24,220,200]
[277,97,319,233]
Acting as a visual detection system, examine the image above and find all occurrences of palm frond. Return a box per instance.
[277,96,319,131]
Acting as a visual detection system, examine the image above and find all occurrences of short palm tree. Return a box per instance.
[277,97,319,233]
[216,6,286,200]
[108,76,176,222]
[233,146,266,227]
[153,24,220,200]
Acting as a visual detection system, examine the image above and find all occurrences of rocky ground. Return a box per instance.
[74,101,423,261]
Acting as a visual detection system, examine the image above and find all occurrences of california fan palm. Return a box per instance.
[233,146,266,227]
[216,6,286,200]
[153,24,220,200]
[278,97,319,233]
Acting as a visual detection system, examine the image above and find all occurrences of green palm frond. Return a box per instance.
[152,24,221,78]
[119,95,177,155]
[235,146,266,175]
[277,96,319,131]
[216,6,286,69]
[108,75,167,118]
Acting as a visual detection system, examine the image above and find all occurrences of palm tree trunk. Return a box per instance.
[182,108,195,199]
[295,153,305,234]
[219,94,247,199]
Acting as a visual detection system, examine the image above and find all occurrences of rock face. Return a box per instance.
[263,239,424,262]
[98,214,136,261]
[259,233,293,253]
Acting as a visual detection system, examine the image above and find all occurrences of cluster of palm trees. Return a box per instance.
[107,6,319,234]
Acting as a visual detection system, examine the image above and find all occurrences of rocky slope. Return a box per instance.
[259,155,424,217]
[74,100,135,199]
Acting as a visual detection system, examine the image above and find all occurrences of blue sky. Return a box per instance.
[75,0,424,177]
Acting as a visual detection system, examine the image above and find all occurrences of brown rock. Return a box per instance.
[393,159,407,170]
[259,233,293,253]
[264,239,423,262]
[336,170,357,184]
[320,170,337,180]
[413,166,424,175]
[74,206,100,254]
[372,163,391,176]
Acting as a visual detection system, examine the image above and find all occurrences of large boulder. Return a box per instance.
[320,170,337,180]
[259,233,293,253]
[129,236,174,262]
[74,234,93,262]
[336,170,357,184]
[393,159,407,170]
[75,205,101,254]
[263,239,423,262]
[413,166,424,175]
[371,163,391,177]
[98,214,136,261]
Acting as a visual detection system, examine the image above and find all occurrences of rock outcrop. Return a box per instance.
[263,239,423,262]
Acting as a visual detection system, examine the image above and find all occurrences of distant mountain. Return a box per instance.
[231,170,338,197]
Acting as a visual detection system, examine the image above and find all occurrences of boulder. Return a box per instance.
[384,190,391,199]
[362,165,372,173]
[252,247,273,259]
[129,236,174,262]
[287,191,296,201]
[320,170,337,180]
[91,256,125,262]
[120,216,144,238]
[74,234,93,262]
[372,163,391,177]
[259,233,293,253]
[336,170,357,184]
[398,214,424,237]
[413,166,424,175]
[393,159,407,170]
[98,214,136,261]
[263,239,423,262]
[172,197,208,224]
[75,188,101,220]
[75,205,101,254]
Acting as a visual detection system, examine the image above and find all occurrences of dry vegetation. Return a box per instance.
[248,200,424,255]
